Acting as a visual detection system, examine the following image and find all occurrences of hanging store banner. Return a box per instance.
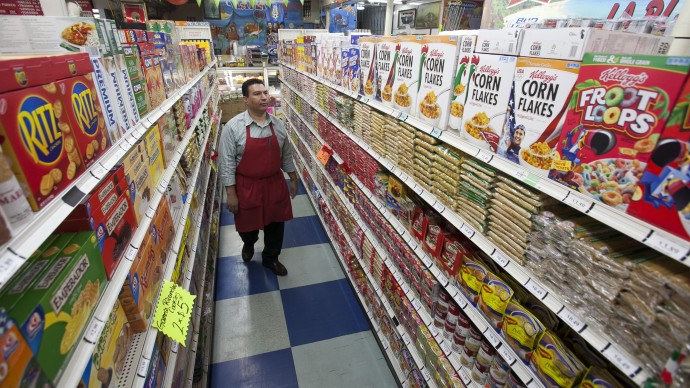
[481,0,686,29]
[328,4,356,33]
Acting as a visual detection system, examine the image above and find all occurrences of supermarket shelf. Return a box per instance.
[57,88,217,388]
[0,61,217,290]
[280,63,690,266]
[282,79,652,385]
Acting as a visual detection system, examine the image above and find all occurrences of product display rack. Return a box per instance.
[56,84,218,388]
[0,60,218,290]
[279,73,655,385]
[279,63,690,266]
[286,104,539,388]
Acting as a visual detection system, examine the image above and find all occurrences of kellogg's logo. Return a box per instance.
[479,65,500,77]
[18,95,63,165]
[71,81,99,136]
[599,68,648,87]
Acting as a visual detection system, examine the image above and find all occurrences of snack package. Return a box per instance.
[415,35,460,130]
[348,46,360,93]
[628,77,690,240]
[145,124,166,186]
[502,300,545,362]
[460,54,517,152]
[549,54,690,211]
[359,36,377,98]
[498,57,580,176]
[530,331,586,388]
[478,271,514,329]
[459,255,488,305]
[85,300,131,387]
[0,308,52,388]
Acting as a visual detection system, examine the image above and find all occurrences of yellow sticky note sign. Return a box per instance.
[152,281,196,346]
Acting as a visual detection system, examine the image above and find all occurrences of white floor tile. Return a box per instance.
[277,243,344,290]
[291,194,315,219]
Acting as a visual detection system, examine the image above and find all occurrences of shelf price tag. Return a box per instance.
[498,345,517,366]
[525,279,548,300]
[0,251,24,287]
[484,329,501,347]
[125,246,138,261]
[90,163,108,179]
[513,169,528,181]
[412,185,423,195]
[413,299,422,311]
[491,250,510,268]
[402,283,411,295]
[430,127,442,138]
[440,340,452,355]
[460,224,475,238]
[422,255,433,268]
[558,307,586,332]
[646,232,686,260]
[402,332,411,344]
[436,272,449,287]
[137,358,151,378]
[152,281,196,346]
[603,345,638,376]
[476,150,493,164]
[146,207,156,219]
[399,113,408,121]
[565,192,594,213]
[459,368,471,384]
[83,318,106,344]
[421,368,431,382]
[433,201,445,214]
[393,270,403,283]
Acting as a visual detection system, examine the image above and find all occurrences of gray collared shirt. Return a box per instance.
[219,110,295,187]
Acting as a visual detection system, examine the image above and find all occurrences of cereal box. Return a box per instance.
[0,83,85,210]
[460,54,517,151]
[145,124,165,186]
[125,151,155,223]
[549,54,690,211]
[387,36,424,114]
[56,74,111,168]
[476,29,523,56]
[348,46,360,93]
[10,231,106,382]
[341,47,350,89]
[628,77,690,239]
[448,35,478,132]
[497,57,580,176]
[85,300,131,387]
[359,36,377,98]
[132,79,151,117]
[141,55,166,109]
[415,36,460,130]
[0,309,52,388]
[376,36,398,106]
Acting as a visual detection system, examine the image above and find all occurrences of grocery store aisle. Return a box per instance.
[209,179,397,388]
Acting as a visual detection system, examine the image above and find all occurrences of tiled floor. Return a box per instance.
[210,180,397,388]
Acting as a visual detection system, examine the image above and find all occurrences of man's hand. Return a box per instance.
[226,186,239,214]
[289,179,298,199]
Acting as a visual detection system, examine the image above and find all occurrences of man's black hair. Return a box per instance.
[242,78,265,97]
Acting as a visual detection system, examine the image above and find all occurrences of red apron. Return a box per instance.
[234,121,293,232]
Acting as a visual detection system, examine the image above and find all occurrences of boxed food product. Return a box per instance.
[141,55,166,109]
[144,345,166,388]
[497,57,580,176]
[359,36,377,98]
[10,231,106,382]
[125,151,155,223]
[0,16,102,54]
[461,54,517,151]
[56,74,111,168]
[0,308,52,388]
[341,47,350,89]
[0,82,85,210]
[530,331,586,388]
[548,54,690,211]
[145,124,166,186]
[132,79,151,117]
[90,55,124,143]
[85,166,128,217]
[478,271,514,329]
[85,300,131,387]
[93,192,137,278]
[448,36,479,132]
[501,300,545,362]
[103,55,133,134]
[476,29,524,56]
[113,53,141,127]
[376,36,397,104]
[121,45,144,82]
[0,53,91,94]
[415,35,460,130]
[119,29,148,44]
[389,36,423,114]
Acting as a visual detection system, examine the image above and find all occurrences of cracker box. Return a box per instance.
[104,56,133,134]
[145,124,166,186]
[347,47,360,93]
[548,54,690,211]
[93,192,138,278]
[460,54,517,151]
[476,29,524,56]
[376,36,398,105]
[390,36,424,114]
[85,300,132,387]
[85,166,128,219]
[113,53,141,127]
[359,36,377,98]
[497,58,580,176]
[0,83,85,210]
[0,309,52,388]
[9,231,106,382]
[0,53,91,94]
[415,35,461,130]
[628,77,690,240]
[90,55,123,144]
[56,74,111,168]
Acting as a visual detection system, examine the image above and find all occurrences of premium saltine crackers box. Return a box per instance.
[497,57,580,176]
[415,35,461,130]
[461,54,517,151]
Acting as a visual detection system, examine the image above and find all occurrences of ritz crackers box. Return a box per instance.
[549,54,690,211]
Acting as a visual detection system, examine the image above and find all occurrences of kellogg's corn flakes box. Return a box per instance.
[497,57,580,177]
[460,54,517,151]
[549,54,690,211]
[376,36,397,105]
[447,35,478,132]
[359,36,377,98]
[415,36,460,130]
[390,36,423,114]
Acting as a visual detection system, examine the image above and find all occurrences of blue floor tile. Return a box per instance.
[215,255,279,300]
[281,279,370,347]
[210,348,298,388]
[283,216,329,249]
[220,180,307,227]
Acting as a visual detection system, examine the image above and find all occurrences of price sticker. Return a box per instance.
[498,345,517,366]
[137,358,151,377]
[565,192,594,213]
[393,271,403,283]
[429,325,441,338]
[402,283,411,295]
[459,368,471,384]
[412,184,423,194]
[446,285,459,298]
[440,340,452,355]
[0,251,24,287]
[171,341,179,353]
[395,224,405,235]
[112,145,128,161]
[525,278,548,300]
[146,207,156,219]
[646,232,686,260]
[602,345,638,376]
[413,299,422,311]
[422,256,433,268]
[513,169,528,181]
[125,246,138,261]
[476,150,493,164]
[83,319,106,344]
[460,224,475,238]
[430,127,442,138]
[484,329,501,346]
[382,338,390,350]
[436,272,449,287]
[421,368,431,381]
[492,250,511,268]
[433,201,445,214]
[362,96,370,103]
[558,307,586,332]
[402,332,411,344]
[152,281,196,345]
[90,163,108,179]
[399,113,408,121]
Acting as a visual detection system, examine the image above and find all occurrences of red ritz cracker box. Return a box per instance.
[549,54,690,211]
[56,74,111,168]
[0,53,91,94]
[0,83,85,210]
[628,77,690,240]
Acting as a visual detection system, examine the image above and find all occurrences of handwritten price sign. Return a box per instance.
[153,281,196,345]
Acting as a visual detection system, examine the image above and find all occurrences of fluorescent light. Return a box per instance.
[368,0,402,3]
[356,5,365,9]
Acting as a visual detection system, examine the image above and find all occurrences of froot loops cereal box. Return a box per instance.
[414,35,460,130]
[549,54,690,211]
[498,57,580,177]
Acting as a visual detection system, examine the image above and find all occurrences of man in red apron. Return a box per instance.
[219,79,298,276]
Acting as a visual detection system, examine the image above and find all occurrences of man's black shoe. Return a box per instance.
[262,260,288,276]
[242,244,254,262]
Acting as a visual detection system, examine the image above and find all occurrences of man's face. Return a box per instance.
[245,83,269,112]
[514,128,524,145]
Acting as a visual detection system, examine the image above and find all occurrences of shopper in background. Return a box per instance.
[219,78,298,276]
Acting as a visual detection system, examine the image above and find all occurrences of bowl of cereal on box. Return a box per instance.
[394,82,414,113]
[577,158,646,210]
[520,142,557,172]
[419,90,442,127]
[382,84,393,102]
[60,21,98,52]
[464,111,503,150]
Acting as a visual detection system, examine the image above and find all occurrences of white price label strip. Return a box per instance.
[413,299,422,311]
[476,150,493,163]
[402,332,411,344]
[646,232,687,260]
[492,249,511,268]
[513,169,528,181]
[436,272,449,287]
[412,184,423,194]
[137,358,151,377]
[422,256,433,268]
[461,224,475,238]
[83,318,106,344]
[429,325,440,338]
[525,278,548,300]
[558,306,586,332]
[440,340,452,355]
[399,113,408,121]
[430,128,442,138]
[498,345,517,366]
[146,207,156,219]
[484,329,501,346]
[433,201,445,213]
[603,345,639,376]
[393,271,402,283]
[422,368,431,382]
[459,368,471,384]
[125,246,138,261]
[0,251,24,287]
[564,192,594,213]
